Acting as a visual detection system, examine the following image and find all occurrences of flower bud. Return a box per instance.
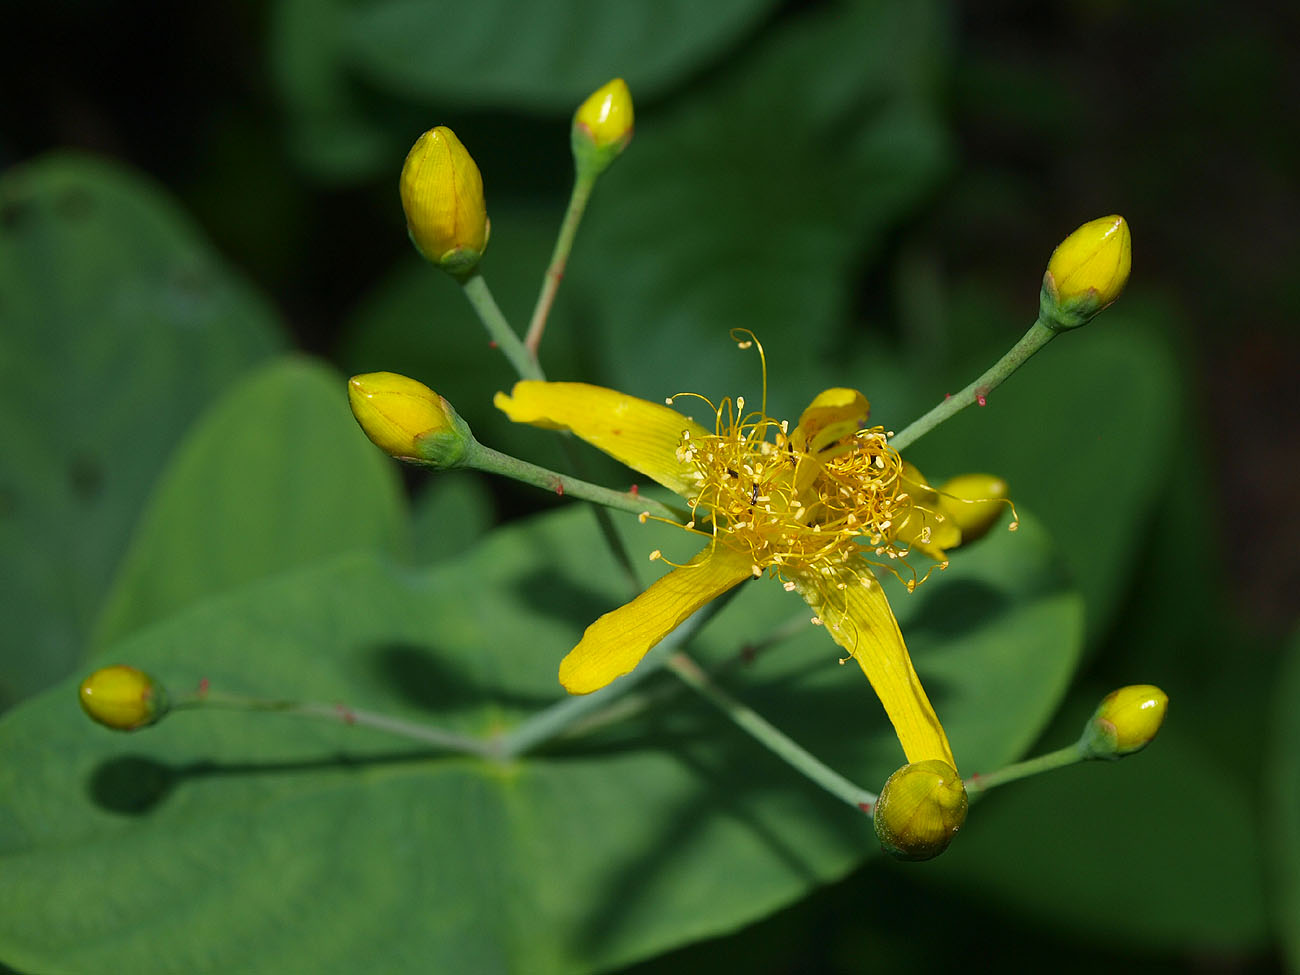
[1080,684,1168,759]
[873,759,968,861]
[571,78,634,178]
[892,462,961,561]
[79,665,168,731]
[1040,215,1131,330]
[399,126,489,275]
[938,473,1009,544]
[348,372,473,467]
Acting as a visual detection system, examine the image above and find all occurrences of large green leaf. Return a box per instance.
[271,0,780,180]
[92,357,409,649]
[903,300,1181,640]
[0,505,1080,973]
[567,0,952,414]
[1271,626,1300,967]
[921,423,1271,951]
[0,155,284,710]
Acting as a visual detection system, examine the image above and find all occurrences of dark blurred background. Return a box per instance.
[2,0,1297,970]
[5,0,1294,628]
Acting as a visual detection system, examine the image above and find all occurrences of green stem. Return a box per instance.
[665,653,878,811]
[889,318,1057,452]
[466,439,683,522]
[525,172,596,356]
[963,742,1084,797]
[459,271,544,381]
[172,692,495,759]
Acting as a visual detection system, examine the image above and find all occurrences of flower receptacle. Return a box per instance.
[1080,684,1168,759]
[1040,215,1131,330]
[79,666,168,731]
[348,372,473,467]
[572,78,634,179]
[400,126,490,275]
[874,759,969,861]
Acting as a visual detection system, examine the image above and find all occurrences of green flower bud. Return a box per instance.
[1081,684,1169,759]
[1040,215,1131,330]
[874,759,969,861]
[348,372,474,467]
[79,666,168,731]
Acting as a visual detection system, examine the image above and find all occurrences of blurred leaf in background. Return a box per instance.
[0,0,1296,971]
[0,507,1080,973]
[0,157,285,711]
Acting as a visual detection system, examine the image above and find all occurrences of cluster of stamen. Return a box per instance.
[666,392,919,583]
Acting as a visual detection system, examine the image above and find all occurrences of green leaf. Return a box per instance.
[921,426,1271,951]
[0,155,284,710]
[271,0,781,179]
[409,472,496,564]
[347,0,783,109]
[1271,626,1300,967]
[904,299,1181,639]
[92,357,409,649]
[568,0,953,413]
[928,683,1270,951]
[0,505,1080,973]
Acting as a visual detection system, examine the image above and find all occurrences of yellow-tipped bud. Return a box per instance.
[1081,684,1169,759]
[892,462,961,561]
[873,759,969,861]
[1040,215,1131,330]
[400,126,489,275]
[348,372,473,467]
[79,665,167,731]
[938,473,1010,544]
[572,78,633,177]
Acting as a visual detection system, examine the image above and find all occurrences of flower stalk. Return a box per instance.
[458,270,544,380]
[465,439,683,522]
[525,171,596,356]
[889,317,1057,452]
[666,652,878,810]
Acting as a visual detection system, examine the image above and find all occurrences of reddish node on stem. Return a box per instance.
[858,801,875,815]
[198,677,210,698]
[944,393,952,400]
[629,483,640,496]
[555,480,565,496]
[488,340,498,349]
[975,386,990,407]
[335,703,356,725]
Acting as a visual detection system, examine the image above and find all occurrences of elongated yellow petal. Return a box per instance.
[792,388,871,454]
[559,544,753,694]
[795,559,955,768]
[495,381,710,497]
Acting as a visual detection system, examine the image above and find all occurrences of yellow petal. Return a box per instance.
[494,381,711,497]
[791,388,871,454]
[892,461,960,560]
[795,559,955,769]
[559,544,753,694]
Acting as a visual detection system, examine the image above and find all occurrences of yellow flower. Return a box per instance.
[572,78,634,174]
[1040,215,1131,329]
[399,126,490,274]
[348,371,473,467]
[79,665,167,731]
[495,340,996,770]
[1082,684,1169,759]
